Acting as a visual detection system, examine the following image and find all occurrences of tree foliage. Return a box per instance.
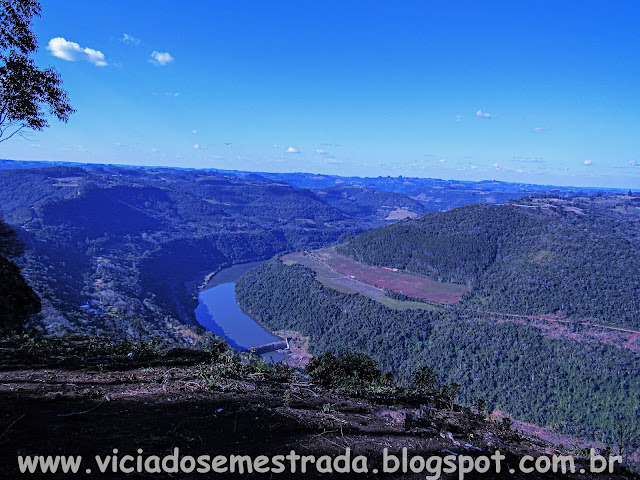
[0,0,74,141]
[236,258,640,455]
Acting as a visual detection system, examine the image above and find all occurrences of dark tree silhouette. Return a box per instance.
[0,0,74,142]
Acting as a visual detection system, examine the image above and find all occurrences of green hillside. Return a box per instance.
[236,258,640,457]
[338,197,640,328]
[236,195,640,456]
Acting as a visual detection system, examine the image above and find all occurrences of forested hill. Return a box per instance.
[338,195,640,329]
[0,165,367,342]
[313,186,428,222]
[236,258,640,455]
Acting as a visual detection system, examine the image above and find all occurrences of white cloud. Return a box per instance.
[470,165,477,169]
[629,160,639,167]
[456,114,462,123]
[193,144,199,149]
[493,163,499,168]
[192,129,198,135]
[583,160,592,166]
[476,109,494,119]
[121,33,141,45]
[532,127,547,133]
[439,159,446,163]
[150,51,174,66]
[316,149,329,155]
[286,147,299,153]
[47,37,108,66]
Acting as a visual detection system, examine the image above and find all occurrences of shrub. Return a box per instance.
[306,350,391,392]
[411,366,440,395]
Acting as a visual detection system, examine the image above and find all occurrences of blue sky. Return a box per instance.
[2,0,640,188]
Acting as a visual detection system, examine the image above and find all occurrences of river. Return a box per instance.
[194,261,289,362]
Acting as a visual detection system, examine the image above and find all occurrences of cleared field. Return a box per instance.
[321,247,467,304]
[281,251,434,310]
[281,246,467,309]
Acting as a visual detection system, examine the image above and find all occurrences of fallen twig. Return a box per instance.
[0,414,25,440]
[58,398,108,417]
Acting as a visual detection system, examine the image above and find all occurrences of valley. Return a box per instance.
[1,1,638,476]
[1,160,638,472]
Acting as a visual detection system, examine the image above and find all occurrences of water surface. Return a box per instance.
[196,282,281,351]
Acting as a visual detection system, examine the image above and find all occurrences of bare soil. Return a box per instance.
[0,339,636,479]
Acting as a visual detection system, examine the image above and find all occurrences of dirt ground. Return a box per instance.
[0,341,637,479]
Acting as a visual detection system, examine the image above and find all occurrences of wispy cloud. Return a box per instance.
[476,109,495,119]
[514,156,544,163]
[532,127,548,134]
[286,147,299,153]
[456,114,462,123]
[59,145,90,153]
[121,33,141,45]
[150,51,174,66]
[439,159,446,163]
[47,37,107,66]
[583,160,592,166]
[315,149,338,163]
[629,160,639,167]
[192,129,198,135]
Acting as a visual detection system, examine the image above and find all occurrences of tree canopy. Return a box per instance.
[0,0,73,142]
